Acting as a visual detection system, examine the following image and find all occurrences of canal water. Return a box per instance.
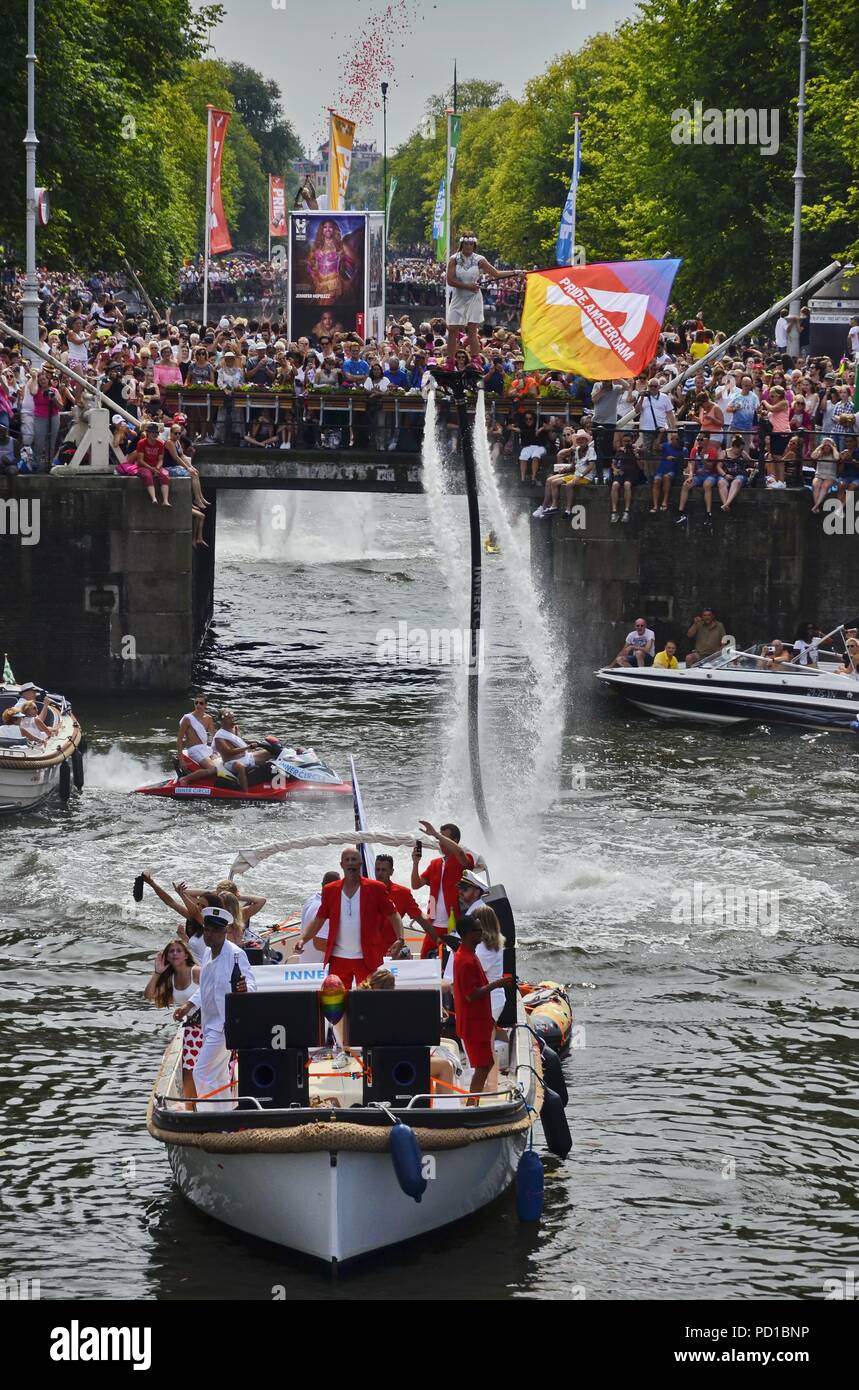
[0,487,856,1300]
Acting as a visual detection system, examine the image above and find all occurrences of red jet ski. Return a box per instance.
[135,739,352,803]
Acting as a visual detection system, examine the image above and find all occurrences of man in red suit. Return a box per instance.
[294,846,405,988]
[373,853,438,957]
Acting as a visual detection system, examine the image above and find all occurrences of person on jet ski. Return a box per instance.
[213,711,273,792]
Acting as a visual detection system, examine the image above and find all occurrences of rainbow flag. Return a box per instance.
[522,258,681,377]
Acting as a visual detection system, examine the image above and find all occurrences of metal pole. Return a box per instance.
[21,0,40,365]
[381,83,388,238]
[444,108,453,320]
[615,259,842,431]
[203,105,213,328]
[787,0,809,360]
[0,316,138,427]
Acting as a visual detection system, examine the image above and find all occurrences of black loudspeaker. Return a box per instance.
[346,989,440,1047]
[484,885,516,947]
[363,1046,431,1107]
[237,1048,309,1109]
[225,990,320,1051]
[498,945,518,1029]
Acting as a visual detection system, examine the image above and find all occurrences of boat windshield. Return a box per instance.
[696,644,856,676]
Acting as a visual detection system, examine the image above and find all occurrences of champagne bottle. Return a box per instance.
[230,956,244,992]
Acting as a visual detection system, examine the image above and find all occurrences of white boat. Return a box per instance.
[147,986,542,1266]
[0,686,83,812]
[596,635,859,729]
[146,761,547,1265]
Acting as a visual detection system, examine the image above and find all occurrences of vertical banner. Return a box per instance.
[269,175,287,237]
[556,114,582,267]
[328,113,356,212]
[434,113,461,265]
[208,108,233,255]
[386,174,398,236]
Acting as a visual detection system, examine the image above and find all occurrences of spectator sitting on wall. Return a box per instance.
[687,608,727,660]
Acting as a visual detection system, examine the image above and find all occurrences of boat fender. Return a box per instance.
[58,759,71,802]
[133,874,145,903]
[389,1120,427,1202]
[538,1041,568,1109]
[540,1084,572,1160]
[72,748,84,790]
[516,1148,544,1221]
[531,1015,563,1052]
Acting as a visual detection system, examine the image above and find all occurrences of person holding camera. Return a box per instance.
[27,367,65,471]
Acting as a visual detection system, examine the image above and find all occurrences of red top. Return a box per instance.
[453,947,492,1039]
[421,850,474,925]
[316,876,395,971]
[137,438,166,467]
[377,880,424,951]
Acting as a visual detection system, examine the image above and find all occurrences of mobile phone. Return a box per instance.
[414,839,422,855]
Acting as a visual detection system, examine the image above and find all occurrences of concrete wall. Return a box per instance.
[0,475,194,695]
[537,489,859,671]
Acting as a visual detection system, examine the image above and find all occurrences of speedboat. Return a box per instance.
[145,762,559,1264]
[134,742,352,802]
[596,634,859,729]
[0,685,83,813]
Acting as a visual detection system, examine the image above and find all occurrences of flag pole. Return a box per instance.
[444,107,453,319]
[203,104,213,327]
[569,112,580,256]
[327,108,335,211]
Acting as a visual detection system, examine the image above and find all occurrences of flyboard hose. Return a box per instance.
[450,374,492,840]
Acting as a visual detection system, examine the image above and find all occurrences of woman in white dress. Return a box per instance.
[445,234,519,365]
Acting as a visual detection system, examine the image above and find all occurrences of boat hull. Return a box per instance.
[0,761,62,813]
[596,667,859,729]
[166,1131,525,1264]
[135,777,353,802]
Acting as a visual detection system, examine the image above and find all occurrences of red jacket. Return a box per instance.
[317,877,396,971]
[422,851,474,927]
[377,880,423,951]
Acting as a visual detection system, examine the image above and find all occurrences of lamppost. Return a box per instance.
[381,82,389,237]
[787,0,809,361]
[21,0,40,363]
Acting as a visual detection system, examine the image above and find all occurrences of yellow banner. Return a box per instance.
[329,113,356,211]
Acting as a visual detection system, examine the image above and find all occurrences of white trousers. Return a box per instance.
[193,1034,234,1111]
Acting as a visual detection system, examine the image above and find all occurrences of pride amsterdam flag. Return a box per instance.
[522,259,681,376]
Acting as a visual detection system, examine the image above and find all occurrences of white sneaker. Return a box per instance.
[532,506,546,519]
[331,1050,351,1071]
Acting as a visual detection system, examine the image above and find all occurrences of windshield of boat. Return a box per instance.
[696,644,855,675]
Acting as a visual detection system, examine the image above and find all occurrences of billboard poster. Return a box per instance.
[289,211,366,343]
[367,212,386,345]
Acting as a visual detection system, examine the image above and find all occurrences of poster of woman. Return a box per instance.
[289,212,366,342]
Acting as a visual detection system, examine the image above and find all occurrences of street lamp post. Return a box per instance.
[787,0,809,361]
[22,0,40,363]
[381,82,389,237]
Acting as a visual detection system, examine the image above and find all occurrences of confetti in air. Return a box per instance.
[329,1,417,128]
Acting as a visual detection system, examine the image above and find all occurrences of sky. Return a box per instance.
[196,0,640,154]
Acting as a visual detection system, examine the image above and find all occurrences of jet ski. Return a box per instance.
[134,738,352,802]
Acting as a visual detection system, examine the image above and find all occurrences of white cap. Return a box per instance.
[459,868,489,893]
[218,316,232,330]
[201,906,234,928]
[111,414,125,426]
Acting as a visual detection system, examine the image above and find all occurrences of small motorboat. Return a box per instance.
[0,684,84,813]
[146,762,560,1264]
[134,741,352,802]
[597,628,859,730]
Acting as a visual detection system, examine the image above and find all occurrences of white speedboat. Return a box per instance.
[146,761,555,1265]
[0,686,83,812]
[147,971,542,1266]
[596,636,859,729]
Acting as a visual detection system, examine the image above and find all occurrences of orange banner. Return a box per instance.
[328,113,356,212]
[209,108,232,255]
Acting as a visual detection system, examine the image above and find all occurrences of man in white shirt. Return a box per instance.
[298,871,340,963]
[175,906,257,1111]
[611,618,656,668]
[213,710,272,791]
[774,311,789,351]
[636,378,677,479]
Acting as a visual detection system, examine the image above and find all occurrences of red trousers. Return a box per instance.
[328,955,373,989]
